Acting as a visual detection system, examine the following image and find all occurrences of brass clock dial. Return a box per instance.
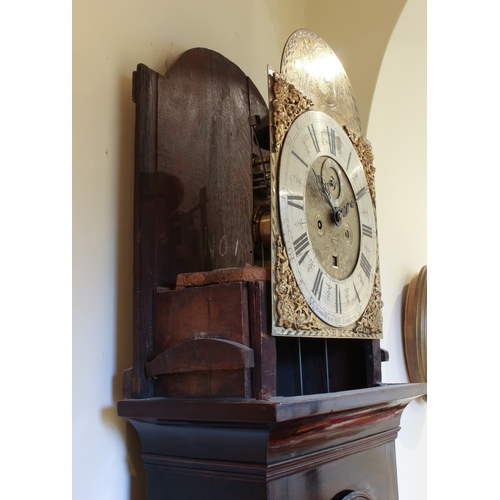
[269,30,383,339]
[278,110,377,328]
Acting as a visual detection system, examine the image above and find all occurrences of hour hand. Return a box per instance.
[332,200,355,225]
[313,168,337,212]
[332,186,368,225]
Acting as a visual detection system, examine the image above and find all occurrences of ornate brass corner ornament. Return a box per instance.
[275,234,320,330]
[344,127,377,208]
[274,232,383,338]
[355,265,383,335]
[345,126,384,336]
[271,72,312,151]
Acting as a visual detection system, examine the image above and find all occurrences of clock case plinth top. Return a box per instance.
[117,382,426,499]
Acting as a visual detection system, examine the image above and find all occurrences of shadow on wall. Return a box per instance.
[126,421,147,500]
[101,406,147,500]
[113,72,147,500]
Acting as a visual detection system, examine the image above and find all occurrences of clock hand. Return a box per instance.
[332,186,369,225]
[314,169,347,227]
[312,168,338,214]
[332,201,354,225]
[312,166,363,228]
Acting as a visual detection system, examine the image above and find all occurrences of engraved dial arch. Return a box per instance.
[278,110,377,327]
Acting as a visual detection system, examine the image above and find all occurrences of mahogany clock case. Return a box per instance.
[117,383,425,500]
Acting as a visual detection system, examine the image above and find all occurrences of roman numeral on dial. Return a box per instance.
[356,185,368,200]
[293,232,310,264]
[291,150,309,168]
[346,151,352,171]
[335,284,342,314]
[360,253,372,278]
[308,124,320,153]
[327,126,336,155]
[354,283,361,303]
[312,267,324,300]
[287,194,304,210]
[362,223,373,238]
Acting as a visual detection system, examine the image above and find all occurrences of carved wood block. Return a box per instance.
[153,282,251,397]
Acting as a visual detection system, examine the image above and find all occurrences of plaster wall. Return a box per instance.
[367,0,427,498]
[73,3,298,498]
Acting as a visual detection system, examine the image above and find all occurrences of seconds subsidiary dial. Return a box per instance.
[278,110,377,328]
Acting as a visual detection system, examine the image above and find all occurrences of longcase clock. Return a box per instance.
[118,31,426,500]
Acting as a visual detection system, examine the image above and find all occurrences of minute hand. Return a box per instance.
[332,185,369,226]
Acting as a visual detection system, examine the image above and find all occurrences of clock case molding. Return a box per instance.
[117,44,426,500]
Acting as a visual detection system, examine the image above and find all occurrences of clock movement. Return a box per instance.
[118,30,426,500]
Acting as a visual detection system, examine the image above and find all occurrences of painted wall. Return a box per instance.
[73,0,426,498]
[367,0,427,498]
[306,0,407,133]
[73,3,298,498]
